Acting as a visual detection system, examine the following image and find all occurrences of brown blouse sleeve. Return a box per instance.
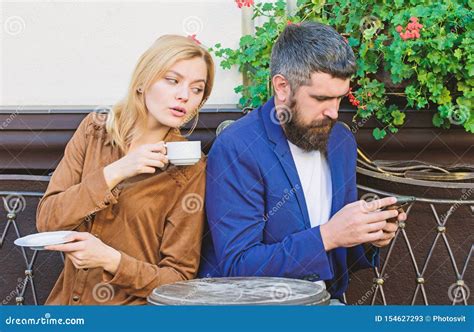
[102,162,206,298]
[36,114,121,232]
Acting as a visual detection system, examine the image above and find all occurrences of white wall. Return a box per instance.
[0,0,243,107]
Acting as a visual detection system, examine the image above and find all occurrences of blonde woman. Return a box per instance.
[36,35,214,305]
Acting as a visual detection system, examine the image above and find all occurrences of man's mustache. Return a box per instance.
[307,117,335,128]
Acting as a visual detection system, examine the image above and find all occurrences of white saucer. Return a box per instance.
[169,158,200,166]
[14,231,76,250]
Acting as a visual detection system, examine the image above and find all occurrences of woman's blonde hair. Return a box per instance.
[106,35,215,153]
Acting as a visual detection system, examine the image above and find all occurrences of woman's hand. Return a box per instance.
[103,142,168,189]
[45,232,122,274]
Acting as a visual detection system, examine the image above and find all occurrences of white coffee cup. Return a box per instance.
[165,141,201,166]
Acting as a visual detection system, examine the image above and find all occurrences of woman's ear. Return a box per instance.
[272,74,290,103]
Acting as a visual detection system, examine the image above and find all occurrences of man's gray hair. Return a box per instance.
[270,21,356,92]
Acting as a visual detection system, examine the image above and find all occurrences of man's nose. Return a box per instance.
[323,100,339,120]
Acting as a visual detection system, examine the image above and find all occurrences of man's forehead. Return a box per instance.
[304,72,350,96]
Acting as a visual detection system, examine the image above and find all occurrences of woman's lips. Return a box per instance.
[170,107,186,117]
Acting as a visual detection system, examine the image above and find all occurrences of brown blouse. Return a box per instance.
[36,113,206,305]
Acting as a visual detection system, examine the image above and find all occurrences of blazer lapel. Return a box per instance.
[261,97,311,229]
[326,125,345,217]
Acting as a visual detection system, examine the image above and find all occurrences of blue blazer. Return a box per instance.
[199,97,378,299]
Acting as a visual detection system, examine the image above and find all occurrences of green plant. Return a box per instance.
[213,0,473,139]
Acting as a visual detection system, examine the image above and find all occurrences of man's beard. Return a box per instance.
[280,97,335,154]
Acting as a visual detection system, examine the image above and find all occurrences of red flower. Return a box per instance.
[348,90,361,107]
[415,23,423,30]
[398,17,423,41]
[188,34,201,45]
[235,0,254,8]
[287,20,301,27]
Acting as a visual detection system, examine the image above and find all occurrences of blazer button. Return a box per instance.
[72,295,80,302]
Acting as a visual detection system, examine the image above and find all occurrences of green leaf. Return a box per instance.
[432,113,444,127]
[391,110,406,126]
[262,3,273,11]
[464,114,474,133]
[348,36,360,47]
[373,128,387,140]
[416,96,428,109]
[454,49,462,60]
[389,126,399,134]
[437,88,452,105]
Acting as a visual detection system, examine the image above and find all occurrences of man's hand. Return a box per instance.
[320,196,405,251]
[370,211,406,247]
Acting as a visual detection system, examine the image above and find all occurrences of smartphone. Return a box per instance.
[382,196,416,211]
[383,196,415,223]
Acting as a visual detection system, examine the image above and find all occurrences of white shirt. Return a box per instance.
[288,141,332,290]
[288,141,332,228]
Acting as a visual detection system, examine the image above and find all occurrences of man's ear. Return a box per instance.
[272,74,291,103]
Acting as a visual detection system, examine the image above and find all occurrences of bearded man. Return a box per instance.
[198,22,406,304]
